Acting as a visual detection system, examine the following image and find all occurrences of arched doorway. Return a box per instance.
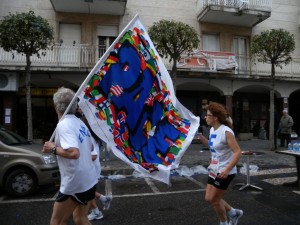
[289,90,300,135]
[233,85,281,137]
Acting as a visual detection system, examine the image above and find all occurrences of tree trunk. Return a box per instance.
[25,54,33,141]
[269,63,275,150]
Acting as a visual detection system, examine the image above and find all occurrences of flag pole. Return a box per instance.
[49,14,139,141]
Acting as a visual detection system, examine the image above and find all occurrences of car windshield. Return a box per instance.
[0,127,31,145]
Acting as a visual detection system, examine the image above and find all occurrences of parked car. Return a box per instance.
[291,130,298,140]
[0,126,59,196]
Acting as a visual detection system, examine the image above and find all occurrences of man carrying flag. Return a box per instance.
[43,87,98,225]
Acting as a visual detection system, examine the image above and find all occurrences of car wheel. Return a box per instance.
[5,169,37,196]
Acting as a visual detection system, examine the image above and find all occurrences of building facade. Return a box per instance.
[0,0,300,140]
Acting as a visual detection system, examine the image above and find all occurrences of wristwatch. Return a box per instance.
[51,147,57,155]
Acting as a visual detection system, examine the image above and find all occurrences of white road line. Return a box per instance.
[144,178,160,193]
[184,176,206,189]
[105,179,112,195]
[52,190,59,200]
[0,198,55,204]
[113,189,204,198]
[240,167,296,176]
[0,189,205,204]
[293,190,300,195]
[1,168,298,204]
[262,176,297,185]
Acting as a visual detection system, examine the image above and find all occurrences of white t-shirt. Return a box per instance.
[91,137,101,179]
[54,114,98,194]
[208,124,237,174]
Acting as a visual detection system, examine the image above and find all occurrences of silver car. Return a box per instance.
[0,126,59,196]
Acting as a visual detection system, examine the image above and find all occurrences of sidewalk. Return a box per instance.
[100,138,296,176]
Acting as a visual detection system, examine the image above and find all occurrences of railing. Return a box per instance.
[199,0,272,11]
[235,55,300,78]
[1,45,300,79]
[0,44,99,68]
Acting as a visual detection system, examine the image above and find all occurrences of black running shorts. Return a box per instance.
[56,184,96,205]
[207,174,235,190]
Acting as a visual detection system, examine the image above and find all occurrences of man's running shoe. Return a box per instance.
[101,195,113,210]
[229,209,243,225]
[88,210,103,220]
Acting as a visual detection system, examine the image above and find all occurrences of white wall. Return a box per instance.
[120,0,200,33]
[0,0,299,56]
[253,0,300,57]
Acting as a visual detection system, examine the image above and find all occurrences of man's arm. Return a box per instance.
[43,141,80,159]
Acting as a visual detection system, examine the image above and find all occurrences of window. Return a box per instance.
[97,25,118,58]
[59,24,81,45]
[233,37,249,72]
[98,36,116,58]
[202,34,220,52]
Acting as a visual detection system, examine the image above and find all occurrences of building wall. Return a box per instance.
[253,0,300,57]
[120,0,200,32]
[1,0,300,136]
[1,0,299,56]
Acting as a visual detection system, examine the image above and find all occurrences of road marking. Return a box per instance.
[0,189,205,204]
[240,167,296,176]
[262,176,297,185]
[113,189,205,198]
[0,198,55,204]
[105,179,112,195]
[184,176,206,189]
[144,178,160,193]
[293,190,300,195]
[1,167,298,204]
[52,190,59,200]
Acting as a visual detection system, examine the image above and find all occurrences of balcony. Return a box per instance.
[0,45,300,81]
[197,0,272,27]
[50,0,127,15]
[0,44,98,71]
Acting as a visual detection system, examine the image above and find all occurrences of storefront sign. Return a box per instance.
[18,88,58,96]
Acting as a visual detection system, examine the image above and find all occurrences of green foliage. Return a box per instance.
[0,10,54,57]
[148,20,200,62]
[250,29,295,68]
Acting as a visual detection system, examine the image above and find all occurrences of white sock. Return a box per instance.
[220,221,229,225]
[227,207,236,217]
[93,207,100,214]
[99,195,106,202]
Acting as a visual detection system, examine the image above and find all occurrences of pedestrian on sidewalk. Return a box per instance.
[279,109,294,147]
[42,87,98,225]
[199,102,243,225]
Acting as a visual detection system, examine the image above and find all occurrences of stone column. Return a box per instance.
[225,95,233,116]
[283,97,289,110]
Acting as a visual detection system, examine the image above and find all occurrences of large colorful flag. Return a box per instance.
[77,15,199,184]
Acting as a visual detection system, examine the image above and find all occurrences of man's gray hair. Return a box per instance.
[53,87,77,114]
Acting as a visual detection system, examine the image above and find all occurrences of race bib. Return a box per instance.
[208,159,219,180]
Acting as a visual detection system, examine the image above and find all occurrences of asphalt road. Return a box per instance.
[1,139,300,225]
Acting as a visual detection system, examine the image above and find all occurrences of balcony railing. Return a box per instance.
[0,44,98,68]
[197,0,272,27]
[200,0,272,11]
[0,45,300,79]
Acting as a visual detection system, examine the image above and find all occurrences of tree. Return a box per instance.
[148,20,200,92]
[251,29,295,150]
[0,11,54,141]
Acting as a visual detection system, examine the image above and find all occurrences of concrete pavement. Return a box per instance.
[1,138,300,225]
[100,138,297,176]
